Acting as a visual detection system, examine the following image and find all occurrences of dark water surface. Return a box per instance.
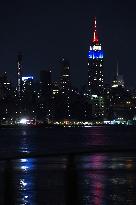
[0,126,136,204]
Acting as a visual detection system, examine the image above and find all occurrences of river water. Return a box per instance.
[0,126,136,204]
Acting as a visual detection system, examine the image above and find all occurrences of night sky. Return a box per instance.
[0,0,136,88]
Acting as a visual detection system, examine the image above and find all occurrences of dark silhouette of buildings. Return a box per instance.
[17,53,23,98]
[37,70,52,122]
[52,58,71,121]
[112,62,124,88]
[60,58,71,91]
[0,18,135,125]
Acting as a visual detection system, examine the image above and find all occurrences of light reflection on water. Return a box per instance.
[19,137,30,154]
[77,153,136,205]
[13,158,36,205]
[5,154,136,204]
[2,127,136,204]
[12,157,67,204]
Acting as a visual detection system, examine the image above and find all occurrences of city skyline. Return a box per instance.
[0,1,135,88]
[0,2,136,204]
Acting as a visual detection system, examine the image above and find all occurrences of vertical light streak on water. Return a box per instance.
[19,130,30,154]
[76,153,136,204]
[76,154,107,204]
[11,129,36,204]
[88,155,107,205]
[13,158,37,205]
[106,155,136,204]
[12,157,68,204]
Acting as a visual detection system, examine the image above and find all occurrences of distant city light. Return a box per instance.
[20,179,27,186]
[22,76,33,81]
[20,159,28,162]
[20,118,28,124]
[0,18,135,126]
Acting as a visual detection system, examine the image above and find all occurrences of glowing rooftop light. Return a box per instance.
[93,17,99,43]
[22,76,33,81]
[88,50,103,59]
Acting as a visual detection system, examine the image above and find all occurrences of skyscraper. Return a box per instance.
[112,62,124,88]
[38,70,52,122]
[17,53,23,98]
[22,76,34,93]
[60,58,71,91]
[59,58,71,119]
[39,70,52,100]
[88,18,104,96]
[21,76,34,116]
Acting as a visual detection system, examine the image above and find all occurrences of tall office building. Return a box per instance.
[40,70,52,85]
[0,72,11,99]
[39,70,52,99]
[88,18,104,96]
[112,62,124,88]
[59,58,71,119]
[38,70,52,122]
[17,53,23,98]
[22,76,34,93]
[60,58,71,91]
[21,76,34,116]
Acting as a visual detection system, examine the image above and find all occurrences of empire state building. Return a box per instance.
[88,18,104,96]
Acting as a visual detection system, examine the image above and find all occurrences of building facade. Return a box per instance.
[59,58,71,119]
[88,18,104,96]
[17,53,23,98]
[37,70,52,122]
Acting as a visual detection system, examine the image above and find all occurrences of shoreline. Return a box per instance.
[0,123,134,128]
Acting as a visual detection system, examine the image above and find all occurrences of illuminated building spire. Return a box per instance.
[93,17,99,43]
[88,18,104,96]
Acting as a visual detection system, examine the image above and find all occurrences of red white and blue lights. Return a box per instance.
[88,17,104,59]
